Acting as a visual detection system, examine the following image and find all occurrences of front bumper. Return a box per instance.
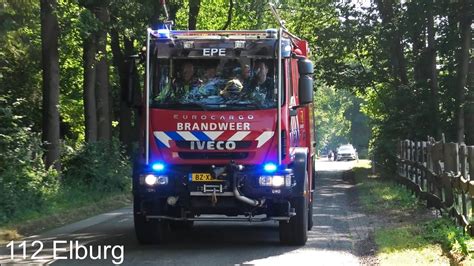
[337,154,357,160]
[133,163,296,219]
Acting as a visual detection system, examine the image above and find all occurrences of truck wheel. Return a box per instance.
[134,214,169,244]
[133,196,170,244]
[279,176,308,245]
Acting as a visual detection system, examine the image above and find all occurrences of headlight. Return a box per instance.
[272,175,285,187]
[142,174,168,186]
[259,176,273,186]
[259,175,291,187]
[145,174,157,186]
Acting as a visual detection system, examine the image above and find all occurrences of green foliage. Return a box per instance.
[374,225,452,265]
[314,84,351,152]
[62,140,131,193]
[57,0,86,142]
[354,163,419,213]
[0,98,130,224]
[423,217,469,255]
[0,1,42,130]
[374,217,470,264]
[0,98,59,224]
[314,84,370,156]
[355,162,470,260]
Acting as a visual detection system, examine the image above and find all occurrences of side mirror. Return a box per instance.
[298,58,314,75]
[125,55,139,107]
[298,59,314,105]
[299,76,313,104]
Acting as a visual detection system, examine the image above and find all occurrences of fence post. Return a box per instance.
[421,141,427,191]
[443,143,458,207]
[414,141,418,184]
[397,141,402,176]
[460,145,468,218]
[427,141,434,194]
[407,141,412,180]
[404,140,410,178]
[408,140,415,182]
[431,142,443,197]
[417,141,422,185]
[468,146,474,181]
[468,147,474,224]
[427,141,432,171]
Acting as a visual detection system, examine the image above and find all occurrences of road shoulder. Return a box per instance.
[0,193,131,245]
[352,160,471,265]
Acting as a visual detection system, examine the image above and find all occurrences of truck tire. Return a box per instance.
[279,173,308,245]
[133,196,170,244]
[134,213,169,244]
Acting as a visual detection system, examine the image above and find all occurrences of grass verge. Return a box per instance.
[353,160,473,265]
[0,191,131,244]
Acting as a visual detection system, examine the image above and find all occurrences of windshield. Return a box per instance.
[151,58,277,110]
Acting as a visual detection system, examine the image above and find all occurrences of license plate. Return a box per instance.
[190,173,221,182]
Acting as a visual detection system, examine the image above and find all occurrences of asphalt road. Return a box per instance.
[0,159,373,265]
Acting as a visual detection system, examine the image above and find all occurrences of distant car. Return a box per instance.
[336,145,358,161]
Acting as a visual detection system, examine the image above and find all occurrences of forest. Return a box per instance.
[0,0,472,224]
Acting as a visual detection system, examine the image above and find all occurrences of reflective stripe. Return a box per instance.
[153,130,275,148]
[165,131,185,141]
[256,131,274,148]
[228,131,250,141]
[154,132,172,148]
[203,131,224,140]
[192,131,212,141]
[177,131,199,141]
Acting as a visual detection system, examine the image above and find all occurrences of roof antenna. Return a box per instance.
[269,2,286,30]
[160,0,174,29]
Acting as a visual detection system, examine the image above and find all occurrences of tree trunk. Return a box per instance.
[465,57,474,145]
[188,0,201,30]
[456,0,471,143]
[221,0,233,30]
[110,28,133,151]
[83,35,98,143]
[374,0,408,85]
[94,5,111,141]
[40,0,61,171]
[427,2,441,139]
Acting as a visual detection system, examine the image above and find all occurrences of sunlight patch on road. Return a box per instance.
[315,158,357,172]
[242,249,359,265]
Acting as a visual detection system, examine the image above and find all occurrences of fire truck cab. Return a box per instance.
[130,27,315,245]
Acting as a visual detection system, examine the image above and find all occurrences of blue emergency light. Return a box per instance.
[263,163,277,173]
[156,29,170,39]
[152,162,165,171]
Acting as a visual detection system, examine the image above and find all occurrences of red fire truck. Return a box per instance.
[129,22,315,245]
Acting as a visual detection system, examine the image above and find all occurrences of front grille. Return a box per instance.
[178,152,248,160]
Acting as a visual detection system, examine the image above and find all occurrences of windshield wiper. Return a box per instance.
[155,102,208,110]
[225,102,264,109]
[176,102,210,110]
